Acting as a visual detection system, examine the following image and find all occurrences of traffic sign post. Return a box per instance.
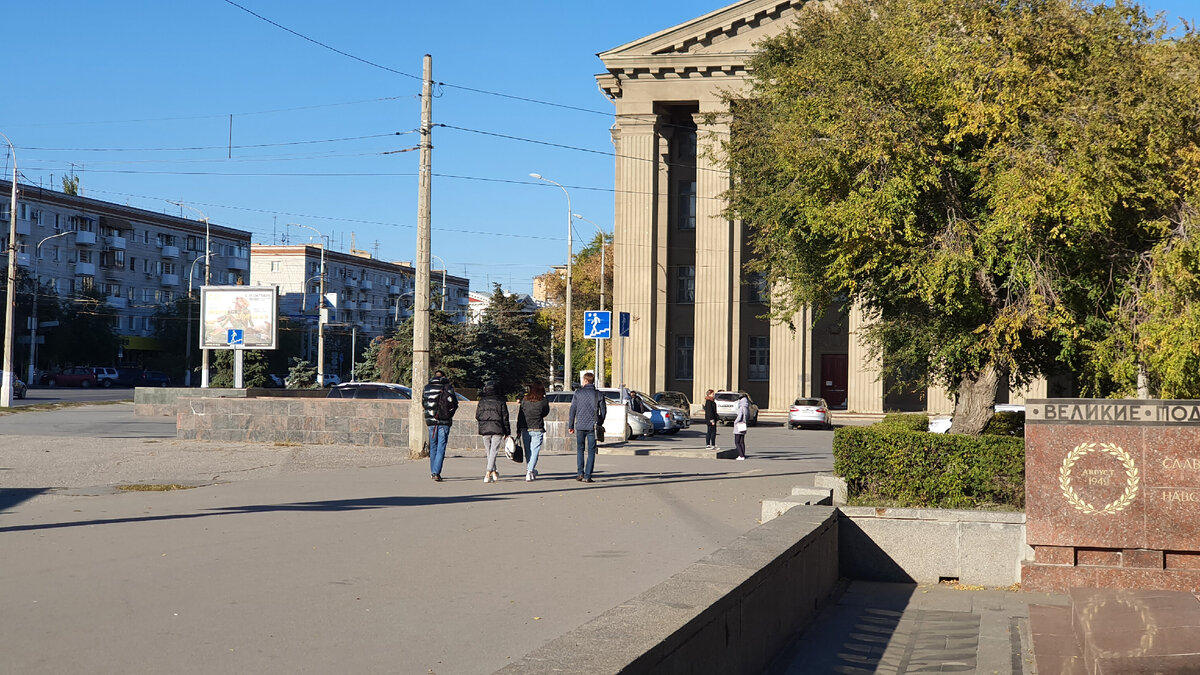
[584,311,611,387]
[618,312,630,387]
[227,329,245,388]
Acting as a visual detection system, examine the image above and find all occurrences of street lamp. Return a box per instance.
[169,201,211,386]
[28,231,74,384]
[1,131,19,408]
[572,213,608,388]
[530,173,572,392]
[184,253,210,387]
[394,290,415,323]
[430,254,448,312]
[289,223,327,386]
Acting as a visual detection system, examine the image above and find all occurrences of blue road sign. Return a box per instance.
[583,311,611,339]
[227,329,244,346]
[618,312,630,337]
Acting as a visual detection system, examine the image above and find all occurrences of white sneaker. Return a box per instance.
[735,456,745,461]
[525,472,534,482]
[484,473,491,482]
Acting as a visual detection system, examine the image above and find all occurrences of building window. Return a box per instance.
[80,275,95,292]
[270,261,280,272]
[675,335,694,381]
[78,250,92,264]
[676,180,696,230]
[748,336,770,381]
[675,265,695,303]
[745,272,769,304]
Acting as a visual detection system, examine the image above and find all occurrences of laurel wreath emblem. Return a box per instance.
[1059,442,1140,514]
[1080,595,1156,657]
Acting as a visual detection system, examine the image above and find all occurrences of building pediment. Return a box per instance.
[597,0,808,98]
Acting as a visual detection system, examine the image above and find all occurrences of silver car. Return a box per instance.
[714,391,759,426]
[546,390,653,440]
[788,397,832,430]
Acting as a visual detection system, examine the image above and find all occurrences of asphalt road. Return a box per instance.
[14,384,135,407]
[0,405,840,674]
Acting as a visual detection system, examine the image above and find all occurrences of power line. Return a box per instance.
[18,131,417,153]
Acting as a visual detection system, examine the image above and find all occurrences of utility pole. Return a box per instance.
[409,54,433,460]
[1,133,18,408]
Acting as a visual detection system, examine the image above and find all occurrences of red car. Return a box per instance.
[43,367,99,388]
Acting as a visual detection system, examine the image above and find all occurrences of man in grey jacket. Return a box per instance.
[568,372,606,482]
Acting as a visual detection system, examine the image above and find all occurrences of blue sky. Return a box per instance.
[3,1,1196,295]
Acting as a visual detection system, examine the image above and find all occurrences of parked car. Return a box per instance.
[43,367,98,388]
[600,388,682,434]
[116,367,144,387]
[546,390,653,440]
[652,391,693,427]
[139,371,171,387]
[320,374,342,387]
[714,390,759,425]
[88,366,120,388]
[788,397,832,430]
[327,382,411,399]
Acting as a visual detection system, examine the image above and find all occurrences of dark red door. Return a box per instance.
[821,354,848,409]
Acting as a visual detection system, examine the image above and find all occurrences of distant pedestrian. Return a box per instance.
[475,382,510,483]
[517,381,550,482]
[422,370,459,481]
[733,392,749,460]
[568,372,606,482]
[703,389,718,449]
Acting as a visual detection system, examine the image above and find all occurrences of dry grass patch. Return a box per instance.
[116,484,196,492]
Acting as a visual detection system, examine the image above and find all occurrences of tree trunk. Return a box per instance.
[948,366,999,436]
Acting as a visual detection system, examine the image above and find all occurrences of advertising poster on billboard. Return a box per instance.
[199,286,278,350]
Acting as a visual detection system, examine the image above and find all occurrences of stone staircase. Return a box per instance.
[1029,588,1200,674]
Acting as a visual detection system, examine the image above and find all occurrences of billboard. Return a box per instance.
[199,286,278,350]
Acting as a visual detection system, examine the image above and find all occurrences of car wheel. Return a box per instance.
[47,379,57,387]
[101,379,112,388]
[80,380,91,388]
[626,424,633,439]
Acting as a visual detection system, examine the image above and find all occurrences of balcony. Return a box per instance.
[360,279,373,290]
[388,285,401,295]
[17,253,31,268]
[341,300,357,311]
[105,297,128,309]
[161,273,180,287]
[74,262,96,276]
[226,255,249,271]
[15,221,30,236]
[457,296,470,306]
[101,265,123,279]
[104,235,127,250]
[75,231,97,246]
[161,245,180,258]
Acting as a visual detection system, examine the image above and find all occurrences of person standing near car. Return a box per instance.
[475,382,510,483]
[422,370,459,481]
[517,381,550,482]
[733,392,749,460]
[703,389,718,449]
[568,372,606,482]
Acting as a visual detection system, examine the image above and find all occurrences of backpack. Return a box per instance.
[435,386,456,420]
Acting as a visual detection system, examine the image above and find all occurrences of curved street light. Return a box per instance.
[168,201,212,387]
[28,230,75,383]
[530,173,572,392]
[289,223,328,386]
[184,253,210,386]
[572,213,609,388]
[430,254,448,312]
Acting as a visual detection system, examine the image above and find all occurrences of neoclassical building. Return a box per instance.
[598,0,1046,412]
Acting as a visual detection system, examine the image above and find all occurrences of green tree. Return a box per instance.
[210,349,269,388]
[471,283,548,395]
[61,175,79,196]
[45,289,120,367]
[375,309,477,385]
[355,336,385,382]
[725,0,1200,432]
[534,231,613,382]
[286,357,317,389]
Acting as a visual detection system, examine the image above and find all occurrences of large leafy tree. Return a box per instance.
[471,283,548,395]
[726,0,1200,432]
[535,232,613,381]
[372,309,478,386]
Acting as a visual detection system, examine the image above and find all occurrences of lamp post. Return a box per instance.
[394,290,415,323]
[289,223,327,386]
[184,253,210,387]
[28,231,74,384]
[169,201,211,386]
[1,132,19,408]
[572,213,608,388]
[430,254,448,312]
[530,173,572,392]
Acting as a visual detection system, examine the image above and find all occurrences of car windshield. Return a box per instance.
[654,393,685,407]
[794,399,823,406]
[715,393,740,403]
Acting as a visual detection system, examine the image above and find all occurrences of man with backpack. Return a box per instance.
[422,370,459,481]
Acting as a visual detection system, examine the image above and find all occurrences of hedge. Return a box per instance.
[833,424,1025,508]
[878,413,930,432]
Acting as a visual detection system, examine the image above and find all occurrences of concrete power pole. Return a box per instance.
[409,54,434,460]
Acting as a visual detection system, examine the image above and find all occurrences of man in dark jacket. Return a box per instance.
[568,372,606,483]
[422,370,458,481]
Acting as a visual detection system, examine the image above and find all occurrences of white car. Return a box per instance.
[546,390,653,440]
[788,397,832,430]
[714,390,759,426]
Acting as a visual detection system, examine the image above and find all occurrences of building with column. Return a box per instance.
[597,0,1047,412]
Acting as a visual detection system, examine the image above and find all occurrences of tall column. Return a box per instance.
[846,301,884,413]
[925,383,956,414]
[770,305,812,410]
[611,115,660,392]
[692,105,740,394]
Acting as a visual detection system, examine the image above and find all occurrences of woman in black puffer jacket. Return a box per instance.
[475,382,510,483]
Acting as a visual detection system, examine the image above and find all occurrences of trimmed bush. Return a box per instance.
[879,413,930,432]
[833,425,1024,508]
[983,411,1025,437]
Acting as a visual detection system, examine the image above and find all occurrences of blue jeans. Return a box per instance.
[429,424,450,475]
[575,429,597,478]
[522,430,544,474]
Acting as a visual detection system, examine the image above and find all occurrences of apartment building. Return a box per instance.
[250,245,470,343]
[0,179,251,367]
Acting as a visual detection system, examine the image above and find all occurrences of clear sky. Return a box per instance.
[3,1,1196,295]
